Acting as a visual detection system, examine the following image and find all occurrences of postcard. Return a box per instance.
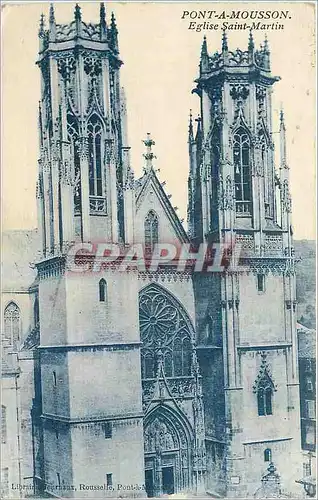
[1,2,316,499]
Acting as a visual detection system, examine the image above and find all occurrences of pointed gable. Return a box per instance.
[134,169,188,246]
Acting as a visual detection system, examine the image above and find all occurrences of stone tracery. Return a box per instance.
[139,284,194,379]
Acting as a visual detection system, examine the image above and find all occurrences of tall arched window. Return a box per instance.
[145,211,158,253]
[99,279,107,302]
[257,373,274,416]
[3,302,20,349]
[67,113,81,214]
[210,128,221,230]
[88,115,103,196]
[233,128,251,211]
[211,129,221,200]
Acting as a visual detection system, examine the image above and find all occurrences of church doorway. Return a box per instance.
[144,408,191,498]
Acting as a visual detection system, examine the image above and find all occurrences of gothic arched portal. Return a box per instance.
[139,284,206,497]
[144,405,193,498]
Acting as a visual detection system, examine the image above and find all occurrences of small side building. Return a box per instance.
[297,322,316,496]
[1,229,40,498]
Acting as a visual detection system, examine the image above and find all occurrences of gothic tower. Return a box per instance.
[34,5,143,497]
[188,32,302,497]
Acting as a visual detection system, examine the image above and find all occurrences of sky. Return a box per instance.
[2,1,316,239]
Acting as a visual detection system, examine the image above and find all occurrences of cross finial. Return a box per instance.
[143,133,156,173]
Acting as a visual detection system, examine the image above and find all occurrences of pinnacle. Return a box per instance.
[49,3,55,25]
[201,35,208,57]
[143,133,156,173]
[188,109,194,139]
[111,11,117,28]
[39,13,45,34]
[194,115,202,141]
[100,2,107,40]
[100,2,106,17]
[74,3,81,21]
[248,29,254,51]
[280,107,286,131]
[264,33,270,53]
[222,29,228,52]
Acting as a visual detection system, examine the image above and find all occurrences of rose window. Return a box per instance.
[139,284,194,379]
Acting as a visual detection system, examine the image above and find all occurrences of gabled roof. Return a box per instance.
[135,168,188,244]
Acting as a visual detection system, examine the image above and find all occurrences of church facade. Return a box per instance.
[2,4,304,499]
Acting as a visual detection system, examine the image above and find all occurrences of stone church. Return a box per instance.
[1,3,304,499]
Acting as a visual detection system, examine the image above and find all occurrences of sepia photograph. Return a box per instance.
[1,2,316,499]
